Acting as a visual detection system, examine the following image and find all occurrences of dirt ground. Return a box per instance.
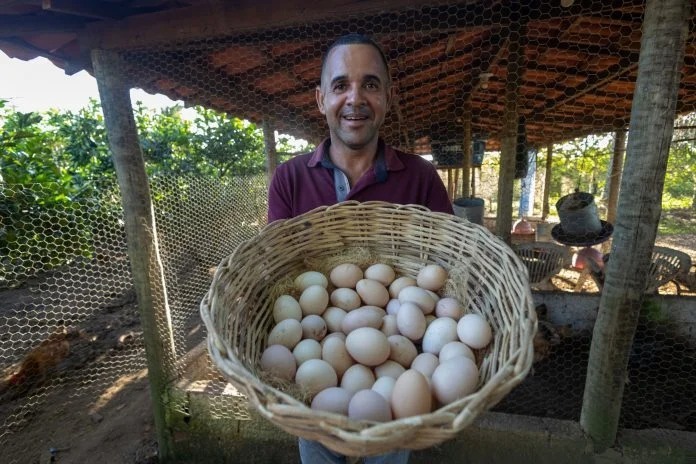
[1,226,694,463]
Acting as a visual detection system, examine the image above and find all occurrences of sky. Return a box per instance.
[0,52,181,113]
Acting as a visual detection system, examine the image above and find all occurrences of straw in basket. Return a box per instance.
[200,201,537,456]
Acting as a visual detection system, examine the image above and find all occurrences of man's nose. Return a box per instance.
[345,84,365,105]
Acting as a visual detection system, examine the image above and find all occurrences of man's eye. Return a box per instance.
[333,83,346,92]
[365,82,379,90]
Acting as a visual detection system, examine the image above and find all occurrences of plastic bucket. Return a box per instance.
[453,197,485,225]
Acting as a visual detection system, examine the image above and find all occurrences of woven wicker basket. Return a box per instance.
[200,201,536,456]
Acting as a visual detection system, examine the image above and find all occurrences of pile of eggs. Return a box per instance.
[259,262,492,423]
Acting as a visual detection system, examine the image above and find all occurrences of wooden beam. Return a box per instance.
[0,15,85,36]
[43,0,129,20]
[0,37,85,74]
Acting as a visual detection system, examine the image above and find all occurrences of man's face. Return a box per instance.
[316,43,393,152]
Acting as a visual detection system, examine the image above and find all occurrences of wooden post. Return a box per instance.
[602,129,626,253]
[580,0,690,452]
[262,119,278,186]
[91,49,176,461]
[541,144,553,220]
[461,114,472,198]
[496,16,524,243]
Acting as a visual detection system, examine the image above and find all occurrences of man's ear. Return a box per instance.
[316,86,326,115]
[387,84,396,110]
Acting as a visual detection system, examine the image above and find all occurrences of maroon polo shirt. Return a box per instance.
[267,139,454,222]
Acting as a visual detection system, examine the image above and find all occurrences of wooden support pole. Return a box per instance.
[461,114,472,198]
[91,49,176,461]
[580,0,690,452]
[541,144,553,220]
[602,129,626,253]
[262,119,278,186]
[496,15,524,243]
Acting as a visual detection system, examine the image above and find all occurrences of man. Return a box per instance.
[267,33,453,463]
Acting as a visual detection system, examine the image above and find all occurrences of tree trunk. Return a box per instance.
[461,114,472,198]
[91,49,176,461]
[262,119,278,186]
[580,0,690,452]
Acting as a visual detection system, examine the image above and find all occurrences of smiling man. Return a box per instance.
[267,33,453,222]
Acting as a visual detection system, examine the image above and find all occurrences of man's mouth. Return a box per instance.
[342,113,369,121]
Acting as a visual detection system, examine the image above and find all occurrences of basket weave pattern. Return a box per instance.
[200,201,536,456]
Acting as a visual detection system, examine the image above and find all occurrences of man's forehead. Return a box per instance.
[322,44,389,82]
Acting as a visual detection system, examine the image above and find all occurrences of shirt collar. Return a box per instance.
[308,138,404,176]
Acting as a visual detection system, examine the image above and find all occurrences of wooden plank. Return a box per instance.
[42,0,129,19]
[0,15,84,36]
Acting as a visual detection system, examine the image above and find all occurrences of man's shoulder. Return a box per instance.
[385,144,436,170]
[277,151,316,172]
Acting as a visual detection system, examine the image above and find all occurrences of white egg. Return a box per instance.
[416,264,448,291]
[389,276,416,299]
[260,344,296,380]
[410,352,439,379]
[398,286,435,314]
[329,264,363,288]
[345,327,390,366]
[267,319,303,349]
[421,317,459,355]
[341,306,385,334]
[387,334,418,368]
[299,285,329,316]
[340,364,375,394]
[356,279,390,307]
[391,369,432,419]
[330,288,362,311]
[273,295,302,323]
[381,315,399,337]
[364,263,396,286]
[371,376,396,402]
[385,298,401,315]
[295,359,337,395]
[301,314,327,341]
[457,313,493,349]
[395,301,427,341]
[431,356,479,405]
[348,389,392,422]
[374,360,406,379]
[322,306,347,333]
[321,336,354,378]
[439,341,476,363]
[295,271,329,291]
[435,297,464,320]
[292,338,322,365]
[311,387,353,415]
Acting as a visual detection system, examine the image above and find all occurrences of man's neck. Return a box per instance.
[328,139,380,186]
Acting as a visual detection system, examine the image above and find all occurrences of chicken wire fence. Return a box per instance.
[2,0,696,461]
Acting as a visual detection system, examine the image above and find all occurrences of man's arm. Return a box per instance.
[267,166,293,223]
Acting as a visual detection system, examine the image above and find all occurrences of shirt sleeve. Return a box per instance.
[425,165,455,215]
[267,165,292,223]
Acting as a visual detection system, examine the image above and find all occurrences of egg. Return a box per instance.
[345,327,390,366]
[299,285,329,316]
[329,263,363,289]
[322,306,347,333]
[364,263,396,286]
[295,271,328,291]
[457,313,493,349]
[381,315,399,337]
[435,297,464,320]
[311,387,353,415]
[391,369,432,419]
[387,334,418,368]
[273,295,302,322]
[301,314,327,341]
[267,319,303,349]
[321,336,354,378]
[439,341,475,363]
[355,279,390,307]
[330,288,362,311]
[410,352,439,379]
[416,264,448,291]
[340,364,375,394]
[388,276,416,299]
[292,338,322,365]
[260,344,296,380]
[395,301,427,341]
[295,359,337,395]
[374,360,406,379]
[431,355,479,405]
[341,306,385,334]
[421,317,459,355]
[398,286,435,314]
[348,389,392,422]
[385,298,401,315]
[371,376,396,402]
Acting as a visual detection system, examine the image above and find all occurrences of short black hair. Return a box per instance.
[320,33,391,85]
